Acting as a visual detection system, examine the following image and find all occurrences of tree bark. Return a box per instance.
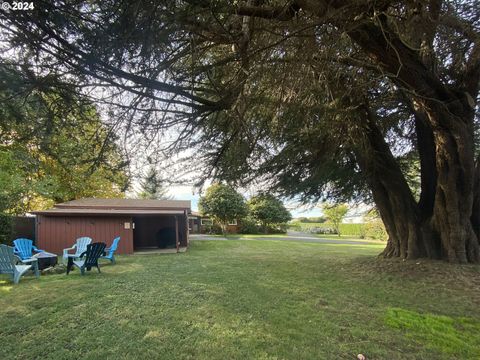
[411,104,442,259]
[470,156,480,242]
[419,98,479,263]
[345,15,480,263]
[353,106,425,259]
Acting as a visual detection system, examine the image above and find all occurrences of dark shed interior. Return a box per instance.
[133,215,187,250]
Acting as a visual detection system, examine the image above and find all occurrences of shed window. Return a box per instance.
[228,219,237,226]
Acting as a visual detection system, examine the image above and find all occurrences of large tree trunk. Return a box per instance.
[472,156,480,240]
[410,101,442,259]
[353,102,480,262]
[363,91,479,263]
[353,106,426,259]
[424,100,480,263]
[346,15,480,263]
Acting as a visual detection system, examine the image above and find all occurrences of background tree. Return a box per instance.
[199,184,248,234]
[0,64,129,214]
[0,150,27,214]
[138,166,172,200]
[323,204,349,236]
[1,1,479,262]
[248,194,292,233]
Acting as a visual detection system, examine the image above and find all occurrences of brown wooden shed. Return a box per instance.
[33,198,191,255]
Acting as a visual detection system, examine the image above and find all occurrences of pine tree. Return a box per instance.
[138,167,172,200]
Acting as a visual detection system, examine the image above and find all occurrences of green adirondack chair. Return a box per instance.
[0,244,39,284]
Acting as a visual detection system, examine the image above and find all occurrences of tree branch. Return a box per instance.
[235,3,300,21]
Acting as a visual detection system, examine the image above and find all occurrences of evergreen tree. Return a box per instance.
[138,167,172,200]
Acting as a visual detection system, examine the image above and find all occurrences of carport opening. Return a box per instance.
[133,215,176,250]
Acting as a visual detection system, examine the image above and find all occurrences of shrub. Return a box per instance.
[290,222,367,237]
[364,219,388,240]
[0,213,13,245]
[288,222,302,230]
[202,223,223,235]
[239,218,288,234]
[238,218,262,234]
[359,224,366,239]
[266,223,288,234]
[297,217,326,223]
[309,226,336,234]
[337,223,364,236]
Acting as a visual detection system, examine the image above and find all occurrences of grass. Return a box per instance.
[226,233,385,245]
[226,234,293,238]
[1,240,479,359]
[311,234,385,244]
[385,308,480,357]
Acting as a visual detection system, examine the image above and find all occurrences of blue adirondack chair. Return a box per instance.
[101,237,120,264]
[13,238,44,260]
[67,242,106,275]
[0,244,39,284]
[63,237,92,264]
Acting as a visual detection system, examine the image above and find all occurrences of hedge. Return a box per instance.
[289,221,387,240]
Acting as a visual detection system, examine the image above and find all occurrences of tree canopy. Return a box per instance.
[0,1,479,262]
[198,184,248,233]
[0,64,129,214]
[323,204,349,236]
[138,166,172,200]
[248,194,292,232]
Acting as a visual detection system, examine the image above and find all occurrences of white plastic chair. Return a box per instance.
[62,237,92,264]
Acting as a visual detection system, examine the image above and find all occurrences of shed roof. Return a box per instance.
[54,198,190,210]
[33,208,186,216]
[32,198,191,216]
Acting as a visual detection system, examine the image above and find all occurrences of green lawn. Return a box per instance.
[1,240,479,359]
[311,233,386,244]
[226,234,295,238]
[227,233,385,245]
